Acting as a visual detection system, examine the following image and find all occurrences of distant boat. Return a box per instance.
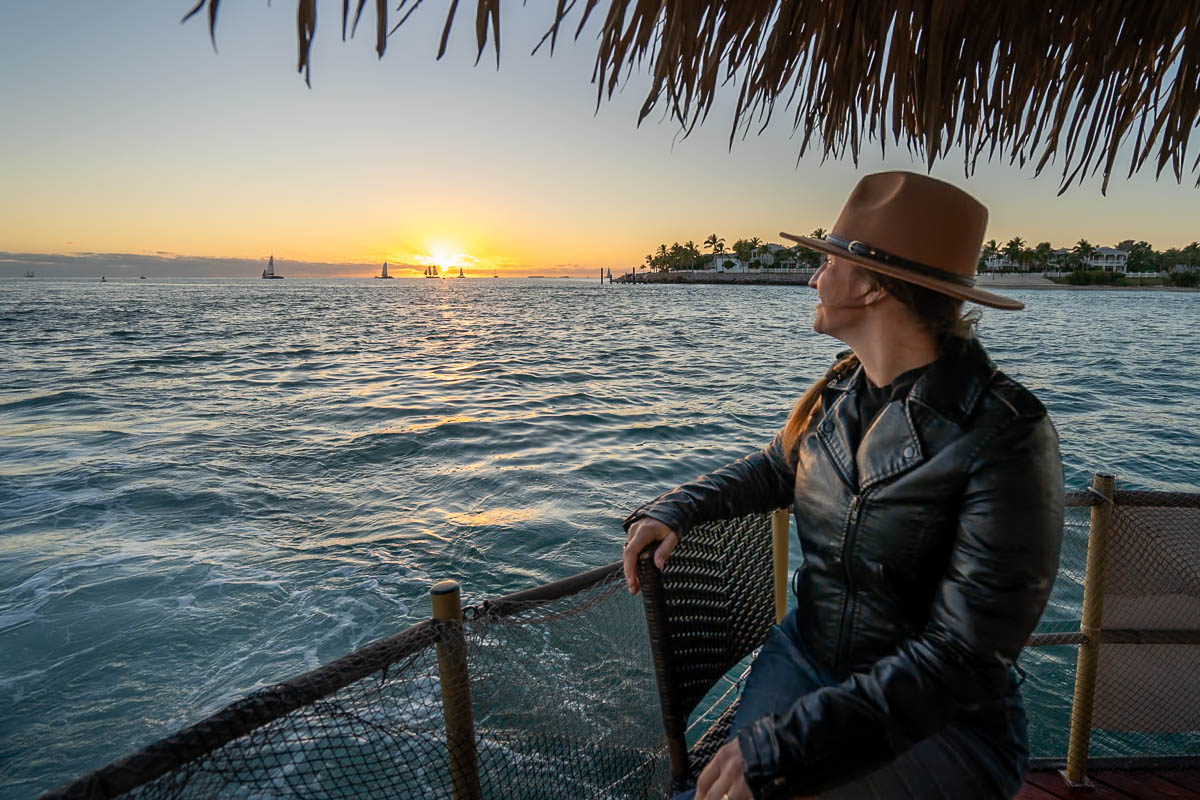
[458,267,465,278]
[262,255,284,279]
[375,261,393,279]
[101,276,107,282]
[140,275,146,280]
[23,270,34,278]
[423,265,439,279]
[493,273,499,278]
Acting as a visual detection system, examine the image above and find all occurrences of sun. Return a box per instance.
[430,246,463,269]
[411,241,478,272]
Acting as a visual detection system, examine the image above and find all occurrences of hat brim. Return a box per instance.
[780,232,1025,311]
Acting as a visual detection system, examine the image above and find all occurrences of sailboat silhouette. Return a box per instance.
[261,255,284,279]
[375,261,393,279]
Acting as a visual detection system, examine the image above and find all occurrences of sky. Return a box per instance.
[1,2,1199,278]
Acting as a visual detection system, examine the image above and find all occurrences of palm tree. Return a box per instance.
[1033,241,1053,272]
[704,234,725,255]
[732,238,753,262]
[1074,239,1096,270]
[1003,237,1025,271]
[1020,246,1035,272]
[745,237,763,270]
[979,239,1000,272]
[1185,241,1200,266]
[682,240,699,270]
[661,242,678,272]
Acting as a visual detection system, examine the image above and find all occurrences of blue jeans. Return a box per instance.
[675,609,1029,799]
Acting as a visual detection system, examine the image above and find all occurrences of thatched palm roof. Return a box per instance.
[184,1,1200,193]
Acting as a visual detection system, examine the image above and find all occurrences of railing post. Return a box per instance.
[771,508,790,623]
[431,580,482,800]
[1063,473,1116,786]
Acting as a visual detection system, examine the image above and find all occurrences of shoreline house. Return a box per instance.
[984,254,1020,271]
[1088,247,1129,271]
[706,243,802,273]
[1048,247,1129,272]
[986,246,1129,273]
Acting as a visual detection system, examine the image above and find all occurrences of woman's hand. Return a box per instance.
[695,741,752,800]
[621,516,679,594]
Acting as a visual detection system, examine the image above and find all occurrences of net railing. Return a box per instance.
[41,479,1200,798]
[43,565,669,800]
[1024,483,1200,773]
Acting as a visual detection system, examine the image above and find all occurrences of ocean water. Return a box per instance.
[0,277,1196,796]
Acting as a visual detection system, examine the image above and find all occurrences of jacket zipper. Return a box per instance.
[835,488,872,674]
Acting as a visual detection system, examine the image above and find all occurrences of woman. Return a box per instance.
[621,172,1064,800]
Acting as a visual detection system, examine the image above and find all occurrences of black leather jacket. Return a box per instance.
[626,337,1064,797]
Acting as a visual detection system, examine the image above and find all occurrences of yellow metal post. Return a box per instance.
[431,580,482,800]
[1063,473,1116,786]
[772,508,790,623]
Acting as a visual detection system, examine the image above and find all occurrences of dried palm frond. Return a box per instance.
[182,1,1200,193]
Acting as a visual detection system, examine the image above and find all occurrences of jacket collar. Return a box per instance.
[817,337,996,491]
[907,335,997,426]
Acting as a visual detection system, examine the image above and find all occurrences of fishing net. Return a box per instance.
[42,485,1200,799]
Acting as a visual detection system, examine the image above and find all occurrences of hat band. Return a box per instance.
[824,234,975,288]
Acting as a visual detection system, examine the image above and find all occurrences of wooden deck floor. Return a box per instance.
[1018,768,1200,799]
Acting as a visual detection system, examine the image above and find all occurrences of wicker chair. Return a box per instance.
[636,510,789,795]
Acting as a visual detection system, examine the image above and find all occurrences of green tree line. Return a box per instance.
[641,230,830,273]
[981,237,1200,273]
[637,232,1200,283]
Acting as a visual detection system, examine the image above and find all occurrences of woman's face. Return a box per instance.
[808,256,877,338]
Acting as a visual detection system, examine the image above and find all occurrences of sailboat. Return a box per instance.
[101,276,107,282]
[375,261,393,279]
[423,265,439,279]
[23,270,34,278]
[457,267,465,278]
[261,255,284,279]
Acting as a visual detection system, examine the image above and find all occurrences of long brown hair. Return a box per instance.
[779,266,980,465]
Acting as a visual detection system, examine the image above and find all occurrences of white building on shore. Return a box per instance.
[986,245,1129,272]
[1048,247,1129,272]
[701,243,801,273]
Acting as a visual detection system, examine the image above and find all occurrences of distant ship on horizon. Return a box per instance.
[262,255,284,279]
[423,265,439,279]
[457,267,465,278]
[23,270,34,278]
[375,261,393,279]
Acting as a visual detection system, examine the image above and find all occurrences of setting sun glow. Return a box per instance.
[411,242,476,271]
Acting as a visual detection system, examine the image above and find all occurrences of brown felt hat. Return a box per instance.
[782,171,1023,310]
